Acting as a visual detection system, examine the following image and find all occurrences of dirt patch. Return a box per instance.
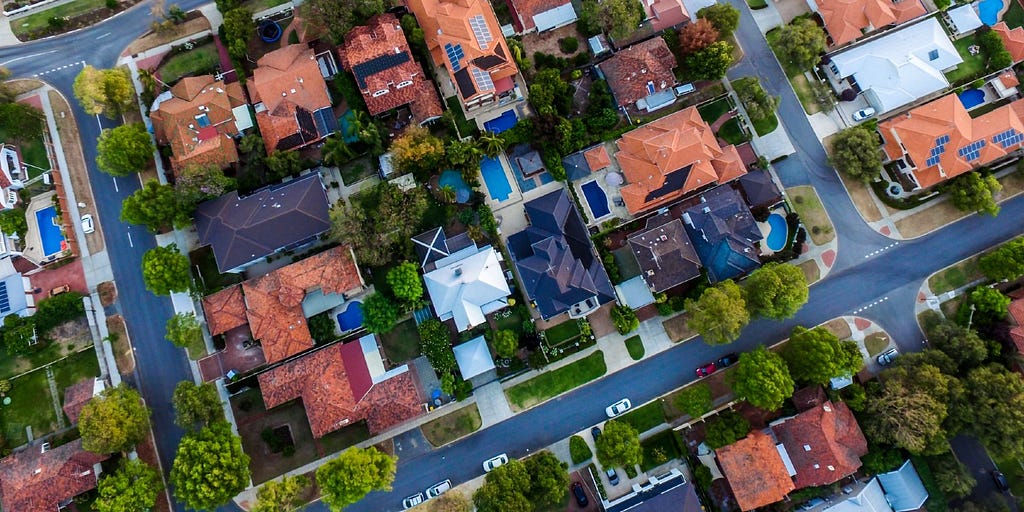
[97,281,116,306]
[798,260,820,284]
[122,15,212,57]
[821,318,852,340]
[105,315,134,375]
[48,90,106,256]
[663,313,696,343]
[894,198,963,238]
[48,318,93,347]
[4,79,45,96]
[521,24,587,61]
[787,185,835,245]
[837,171,882,223]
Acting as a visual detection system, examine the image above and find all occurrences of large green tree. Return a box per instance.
[253,474,309,512]
[596,420,642,469]
[222,8,253,61]
[95,459,163,512]
[959,365,1024,459]
[473,459,532,512]
[947,171,1002,217]
[743,263,809,319]
[165,312,202,350]
[774,17,827,70]
[79,384,151,454]
[979,238,1024,281]
[73,66,134,118]
[862,364,961,455]
[782,326,863,385]
[362,292,400,334]
[703,410,751,449]
[0,102,44,140]
[419,319,457,375]
[928,451,976,500]
[96,123,154,177]
[524,451,570,507]
[386,261,423,305]
[674,382,713,418]
[492,329,519,359]
[733,77,779,126]
[927,321,990,371]
[578,0,645,39]
[697,3,740,37]
[142,244,191,296]
[830,127,882,182]
[685,280,749,345]
[316,446,397,511]
[0,209,27,238]
[299,0,386,43]
[967,285,1010,326]
[171,421,251,511]
[329,182,428,266]
[731,345,794,411]
[172,381,224,431]
[389,126,446,180]
[175,164,235,205]
[685,41,735,80]
[121,180,190,232]
[529,68,574,118]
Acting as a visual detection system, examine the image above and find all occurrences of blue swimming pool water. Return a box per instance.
[336,301,363,332]
[439,170,472,203]
[581,181,610,218]
[484,110,518,134]
[35,206,65,257]
[959,88,986,109]
[979,0,1003,26]
[766,213,788,252]
[480,157,513,202]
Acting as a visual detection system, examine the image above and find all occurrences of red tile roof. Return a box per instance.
[584,145,611,171]
[615,107,746,214]
[150,75,246,175]
[818,0,925,47]
[995,22,1024,64]
[0,439,109,512]
[1009,297,1024,353]
[508,0,572,31]
[716,431,795,511]
[248,44,332,154]
[202,285,248,336]
[62,378,98,424]
[600,38,677,108]
[1001,71,1020,89]
[771,401,868,489]
[642,0,689,33]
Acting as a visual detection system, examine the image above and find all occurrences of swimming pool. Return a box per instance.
[439,170,472,203]
[35,206,66,257]
[765,213,789,252]
[480,157,513,202]
[581,181,610,218]
[336,301,363,332]
[484,110,518,134]
[959,88,986,109]
[978,0,1003,26]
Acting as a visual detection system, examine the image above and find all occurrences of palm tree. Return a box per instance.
[321,135,354,167]
[477,133,506,159]
[435,184,456,204]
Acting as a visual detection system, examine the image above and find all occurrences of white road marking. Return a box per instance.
[95,32,111,39]
[112,176,119,192]
[126,231,133,248]
[852,296,889,314]
[864,241,899,258]
[0,50,58,66]
[32,60,86,77]
[95,114,103,131]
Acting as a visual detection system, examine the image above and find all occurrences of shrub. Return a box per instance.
[610,305,639,334]
[558,37,579,54]
[569,435,593,464]
[105,0,117,8]
[34,292,85,332]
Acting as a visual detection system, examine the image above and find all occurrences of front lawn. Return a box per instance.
[421,404,481,446]
[618,401,666,434]
[640,429,682,471]
[494,307,526,333]
[506,351,607,410]
[716,118,749,145]
[190,246,244,294]
[544,320,580,346]
[787,186,835,245]
[51,348,101,407]
[11,0,106,37]
[765,28,823,114]
[697,97,732,124]
[317,421,370,455]
[0,126,48,176]
[945,35,988,86]
[864,333,890,357]
[1,369,55,447]
[158,44,219,85]
[928,255,982,295]
[624,335,644,360]
[380,318,422,363]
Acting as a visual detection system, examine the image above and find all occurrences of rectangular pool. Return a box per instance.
[35,205,66,257]
[581,181,610,218]
[481,157,513,202]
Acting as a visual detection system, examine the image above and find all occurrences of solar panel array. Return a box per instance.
[0,281,10,315]
[445,43,465,71]
[926,134,951,167]
[957,139,986,162]
[469,15,493,49]
[993,128,1023,149]
[472,67,494,91]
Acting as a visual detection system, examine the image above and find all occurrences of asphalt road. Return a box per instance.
[951,435,1019,512]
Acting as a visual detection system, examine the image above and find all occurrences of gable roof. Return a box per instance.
[0,439,109,511]
[829,18,961,113]
[616,107,746,214]
[194,173,330,272]
[412,227,476,269]
[600,38,678,108]
[823,478,894,512]
[62,378,103,424]
[150,75,247,174]
[423,244,511,331]
[643,0,690,32]
[584,145,611,172]
[248,44,335,153]
[994,22,1024,63]
[816,0,925,47]
[507,188,615,319]
[737,168,783,209]
[508,0,576,32]
[682,186,762,282]
[716,431,796,511]
[202,285,249,335]
[878,460,929,511]
[627,213,701,292]
[771,401,869,489]
[879,95,1024,189]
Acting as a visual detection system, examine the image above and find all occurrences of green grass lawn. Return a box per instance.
[750,112,778,136]
[716,118,749,145]
[380,318,422,363]
[946,36,988,86]
[338,156,375,186]
[494,308,526,333]
[421,404,481,446]
[51,348,100,400]
[617,401,666,434]
[544,320,580,346]
[624,335,644,361]
[1,369,56,447]
[158,45,220,85]
[697,97,732,124]
[788,186,835,245]
[241,0,289,12]
[444,96,479,138]
[189,246,244,294]
[506,351,606,409]
[864,333,890,357]
[928,255,982,295]
[1005,0,1024,29]
[0,125,49,176]
[640,429,681,471]
[12,0,106,37]
[746,0,768,7]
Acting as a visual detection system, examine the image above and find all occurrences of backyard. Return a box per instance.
[945,35,988,86]
[0,318,93,380]
[421,404,482,446]
[0,125,48,176]
[1006,0,1024,29]
[380,318,421,364]
[505,351,607,410]
[157,44,219,85]
[787,186,835,245]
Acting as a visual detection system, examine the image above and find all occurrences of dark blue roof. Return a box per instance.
[351,51,411,89]
[682,186,762,283]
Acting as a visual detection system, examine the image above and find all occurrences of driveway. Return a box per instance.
[951,435,1020,512]
[568,470,600,512]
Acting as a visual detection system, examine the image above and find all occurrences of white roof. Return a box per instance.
[532,3,578,32]
[830,18,962,113]
[358,334,387,382]
[424,245,511,331]
[454,335,496,379]
[232,104,254,132]
[823,479,894,512]
[878,460,929,512]
[615,276,656,309]
[948,4,983,34]
[681,0,716,22]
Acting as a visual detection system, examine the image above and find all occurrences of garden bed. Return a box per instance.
[11,0,141,40]
[640,429,682,471]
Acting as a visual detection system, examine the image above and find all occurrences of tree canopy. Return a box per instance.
[329,182,428,266]
[253,474,309,512]
[493,329,519,359]
[473,459,532,512]
[979,238,1024,281]
[960,365,1024,458]
[73,66,134,118]
[596,420,642,469]
[96,123,154,177]
[947,171,1002,217]
[782,326,863,385]
[171,421,251,511]
[743,263,809,319]
[928,321,990,371]
[862,364,961,455]
[774,18,826,70]
[686,280,750,345]
[419,318,457,375]
[165,312,202,350]
[362,292,400,334]
[121,180,190,232]
[79,384,151,454]
[386,261,423,305]
[316,446,397,511]
[733,78,779,127]
[703,410,751,449]
[967,285,1010,327]
[678,18,719,56]
[578,0,645,39]
[731,346,795,411]
[172,381,224,431]
[299,0,386,44]
[221,7,253,61]
[830,127,883,182]
[390,126,446,180]
[0,209,27,239]
[95,459,163,512]
[175,164,235,205]
[697,3,740,37]
[674,382,713,419]
[685,41,734,80]
[142,244,191,296]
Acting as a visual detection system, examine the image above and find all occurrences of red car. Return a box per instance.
[696,362,717,377]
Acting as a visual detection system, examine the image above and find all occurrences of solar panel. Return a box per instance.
[926,155,940,167]
[471,67,494,91]
[445,43,464,71]
[469,15,493,50]
[0,281,10,315]
[966,150,981,161]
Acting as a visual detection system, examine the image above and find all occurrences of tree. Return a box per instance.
[362,292,400,334]
[445,139,483,175]
[171,421,251,511]
[390,126,445,179]
[73,66,134,118]
[0,102,44,140]
[473,459,532,512]
[96,123,154,176]
[703,410,751,449]
[529,68,574,118]
[959,365,1024,459]
[419,319,457,375]
[733,77,779,126]
[329,182,429,266]
[743,263,808,319]
[979,30,1013,70]
[0,209,27,238]
[685,41,734,80]
[979,238,1024,281]
[79,384,151,454]
[610,305,639,334]
[266,149,303,181]
[493,329,519,359]
[523,451,570,508]
[830,127,882,182]
[774,18,826,70]
[121,180,190,232]
[686,280,749,345]
[968,285,1010,326]
[253,474,309,512]
[175,164,235,205]
[478,133,506,159]
[386,261,423,305]
[95,459,163,512]
[142,244,191,296]
[222,7,254,61]
[678,18,719,56]
[928,321,989,371]
[782,326,863,385]
[322,134,356,167]
[300,0,386,43]
[697,3,740,37]
[947,171,1002,217]
[316,446,397,511]
[578,0,645,40]
[862,364,959,455]
[165,311,201,350]
[172,381,223,431]
[674,382,713,418]
[928,452,976,500]
[731,345,794,411]
[595,420,642,469]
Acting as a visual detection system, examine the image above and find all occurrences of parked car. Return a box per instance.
[800,498,826,510]
[674,83,696,96]
[605,398,631,418]
[993,470,1010,491]
[877,348,899,366]
[852,107,876,122]
[81,214,94,234]
[696,362,717,377]
[572,482,589,507]
[717,353,739,368]
[426,480,451,499]
[591,426,601,441]
[605,467,620,486]
[402,493,424,509]
[49,284,70,297]
[483,453,509,472]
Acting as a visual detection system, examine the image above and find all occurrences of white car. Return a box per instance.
[605,398,632,418]
[402,493,424,509]
[877,348,899,366]
[81,214,94,234]
[852,107,876,122]
[483,453,509,472]
[426,479,452,499]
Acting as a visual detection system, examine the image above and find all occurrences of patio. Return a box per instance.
[198,324,266,382]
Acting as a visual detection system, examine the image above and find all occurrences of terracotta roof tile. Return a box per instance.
[1001,71,1020,88]
[995,22,1024,63]
[248,45,332,154]
[61,378,97,424]
[0,439,109,511]
[771,401,868,489]
[791,385,827,412]
[150,75,246,174]
[599,38,677,108]
[584,145,611,171]
[642,0,689,33]
[716,430,795,511]
[508,0,573,31]
[818,0,925,47]
[202,285,248,335]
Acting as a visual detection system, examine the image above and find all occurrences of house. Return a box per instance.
[877,460,929,511]
[247,44,338,154]
[641,0,690,33]
[149,75,252,174]
[737,168,784,210]
[716,430,796,511]
[62,377,105,424]
[599,38,678,112]
[421,232,511,332]
[506,0,578,33]
[201,246,365,364]
[682,186,762,283]
[1008,294,1024,371]
[807,0,926,47]
[257,334,422,437]
[770,400,869,489]
[195,172,330,273]
[337,14,443,125]
[820,478,894,512]
[508,189,615,319]
[878,94,1024,190]
[0,257,32,320]
[627,213,701,293]
[413,226,478,270]
[616,107,746,215]
[994,22,1024,63]
[0,144,25,210]
[406,0,521,112]
[825,18,962,114]
[0,439,109,511]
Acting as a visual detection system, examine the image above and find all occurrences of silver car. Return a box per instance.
[877,348,899,366]
[852,107,876,122]
[402,492,424,509]
[483,453,509,472]
[426,479,452,499]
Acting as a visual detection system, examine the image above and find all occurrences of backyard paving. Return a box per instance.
[28,258,88,300]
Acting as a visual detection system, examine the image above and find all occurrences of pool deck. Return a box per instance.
[570,142,631,226]
[22,190,63,266]
[756,207,789,256]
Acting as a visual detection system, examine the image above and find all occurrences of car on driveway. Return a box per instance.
[402,493,424,509]
[591,426,601,441]
[572,482,589,507]
[483,453,509,472]
[81,214,94,234]
[605,398,631,418]
[877,348,899,366]
[852,107,876,122]
[426,480,451,499]
[605,467,620,486]
[717,353,739,368]
[696,362,717,377]
[993,470,1010,491]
